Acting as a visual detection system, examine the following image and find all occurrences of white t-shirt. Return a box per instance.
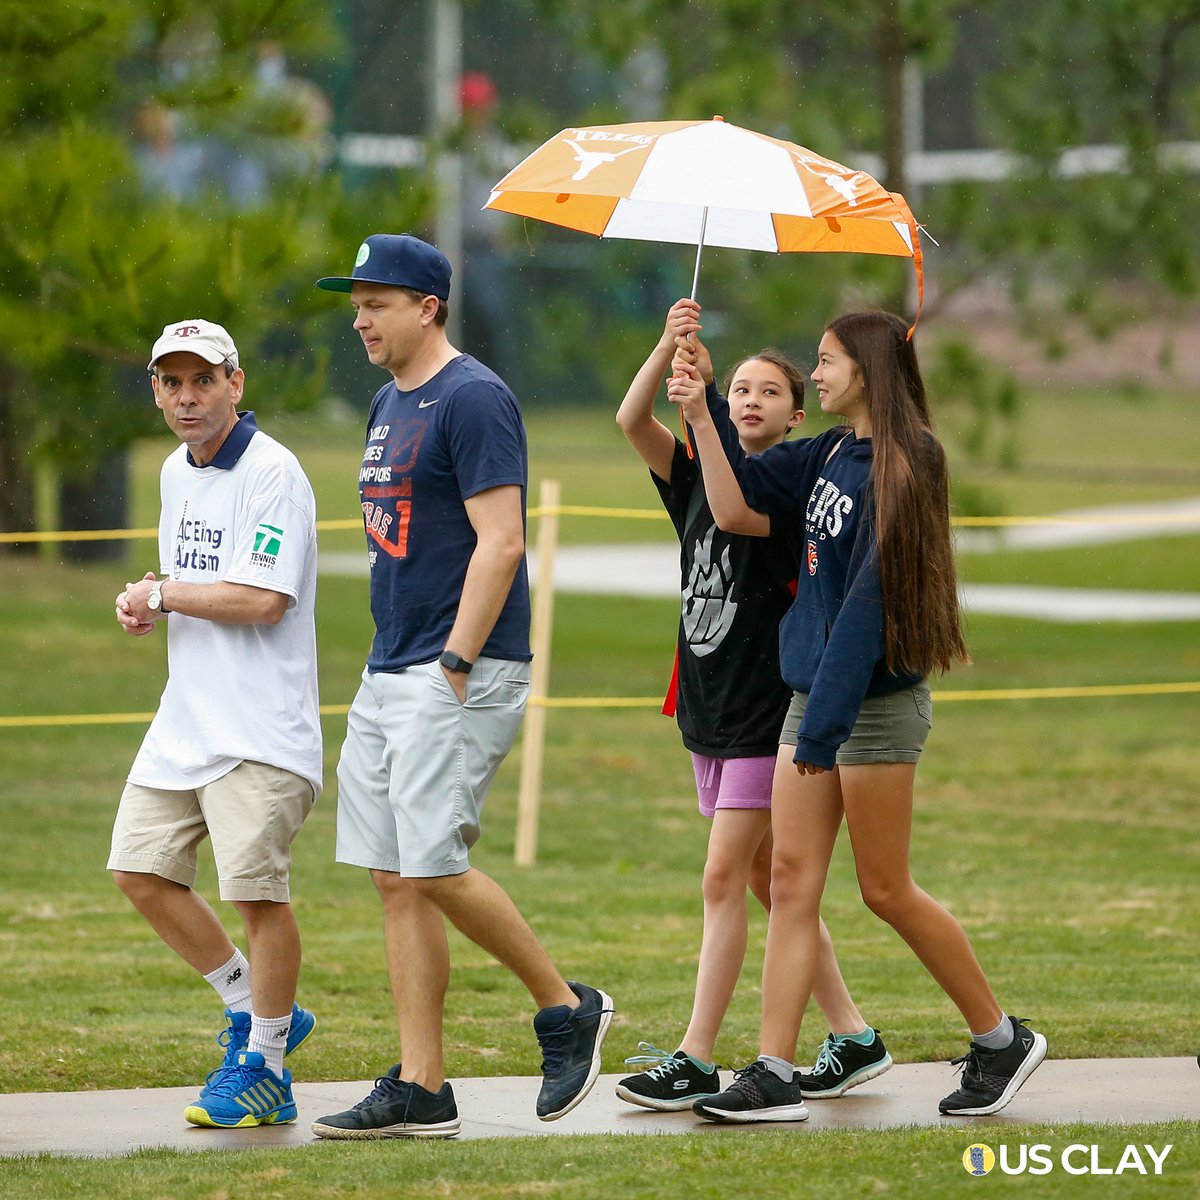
[128,417,322,795]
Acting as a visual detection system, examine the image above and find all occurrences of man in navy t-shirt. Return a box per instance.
[312,234,612,1140]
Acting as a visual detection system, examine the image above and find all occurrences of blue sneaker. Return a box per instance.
[534,981,614,1121]
[201,1005,316,1097]
[185,1051,297,1128]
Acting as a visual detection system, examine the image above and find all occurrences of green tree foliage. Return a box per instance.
[972,0,1200,345]
[518,0,978,414]
[522,0,1200,467]
[0,0,422,548]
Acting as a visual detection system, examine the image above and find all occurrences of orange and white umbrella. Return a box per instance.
[485,116,925,318]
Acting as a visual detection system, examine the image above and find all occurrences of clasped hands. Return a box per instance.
[115,571,160,637]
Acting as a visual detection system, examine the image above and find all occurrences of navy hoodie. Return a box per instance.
[701,383,922,769]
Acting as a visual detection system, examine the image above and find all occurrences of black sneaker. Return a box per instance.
[533,981,614,1121]
[939,1017,1047,1116]
[615,1044,721,1111]
[311,1066,461,1139]
[797,1029,893,1098]
[692,1060,810,1124]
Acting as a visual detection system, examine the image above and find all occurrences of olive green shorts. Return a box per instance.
[780,680,932,765]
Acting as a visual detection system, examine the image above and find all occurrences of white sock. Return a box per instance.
[758,1054,796,1082]
[203,950,252,1014]
[248,1012,291,1078]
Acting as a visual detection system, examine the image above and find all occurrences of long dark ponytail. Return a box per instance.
[825,311,969,676]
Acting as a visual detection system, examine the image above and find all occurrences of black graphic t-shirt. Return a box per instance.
[652,438,798,757]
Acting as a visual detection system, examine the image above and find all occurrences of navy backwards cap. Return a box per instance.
[316,233,452,300]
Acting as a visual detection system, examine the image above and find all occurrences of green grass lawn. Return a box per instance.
[2,385,1198,1197]
[3,1123,1197,1200]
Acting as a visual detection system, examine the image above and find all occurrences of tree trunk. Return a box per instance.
[0,372,38,556]
[58,451,131,564]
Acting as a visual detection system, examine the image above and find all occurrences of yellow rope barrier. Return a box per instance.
[2,500,1196,733]
[532,680,1200,706]
[4,506,1200,543]
[2,680,1197,730]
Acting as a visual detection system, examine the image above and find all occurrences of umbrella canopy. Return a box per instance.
[485,116,924,317]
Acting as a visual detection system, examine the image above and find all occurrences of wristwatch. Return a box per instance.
[439,650,474,674]
[147,580,166,613]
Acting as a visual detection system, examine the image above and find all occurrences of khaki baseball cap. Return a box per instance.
[147,319,240,371]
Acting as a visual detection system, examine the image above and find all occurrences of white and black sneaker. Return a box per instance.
[692,1060,810,1124]
[939,1017,1047,1116]
[797,1029,893,1098]
[615,1044,720,1111]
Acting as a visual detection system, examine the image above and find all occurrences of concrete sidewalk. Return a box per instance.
[1,1058,1195,1159]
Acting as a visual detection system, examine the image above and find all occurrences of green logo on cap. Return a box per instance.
[355,242,370,267]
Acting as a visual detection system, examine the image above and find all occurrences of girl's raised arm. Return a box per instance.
[666,360,770,537]
[616,298,702,482]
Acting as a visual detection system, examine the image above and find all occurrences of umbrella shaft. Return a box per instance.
[690,206,709,300]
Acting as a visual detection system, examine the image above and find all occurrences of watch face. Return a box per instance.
[148,588,161,611]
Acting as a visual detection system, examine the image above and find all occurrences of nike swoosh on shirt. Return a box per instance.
[418,398,440,408]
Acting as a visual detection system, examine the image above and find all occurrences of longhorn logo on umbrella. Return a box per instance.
[486,116,927,326]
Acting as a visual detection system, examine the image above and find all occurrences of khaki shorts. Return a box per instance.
[107,760,315,902]
[780,680,933,765]
[335,658,530,878]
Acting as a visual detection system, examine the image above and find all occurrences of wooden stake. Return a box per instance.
[515,478,560,866]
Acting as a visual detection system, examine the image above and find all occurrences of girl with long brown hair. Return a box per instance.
[668,309,1045,1123]
[613,299,891,1114]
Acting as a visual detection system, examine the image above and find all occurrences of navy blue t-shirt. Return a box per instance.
[358,354,532,672]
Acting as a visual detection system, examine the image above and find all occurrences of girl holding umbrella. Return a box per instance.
[668,310,1046,1122]
[613,299,892,1113]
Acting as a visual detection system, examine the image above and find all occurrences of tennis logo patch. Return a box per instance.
[251,523,284,567]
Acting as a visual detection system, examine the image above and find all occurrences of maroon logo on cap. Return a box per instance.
[173,325,202,337]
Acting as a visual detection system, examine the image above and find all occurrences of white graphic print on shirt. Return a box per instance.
[682,524,738,658]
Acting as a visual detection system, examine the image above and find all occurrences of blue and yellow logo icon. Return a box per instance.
[963,1143,995,1176]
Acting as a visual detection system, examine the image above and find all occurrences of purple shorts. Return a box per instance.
[690,752,776,819]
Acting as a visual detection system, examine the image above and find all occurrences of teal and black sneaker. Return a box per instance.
[185,1051,297,1128]
[616,1044,721,1111]
[201,1004,316,1097]
[797,1029,893,1098]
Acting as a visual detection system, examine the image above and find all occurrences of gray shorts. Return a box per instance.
[335,658,530,877]
[780,680,933,765]
[107,760,315,902]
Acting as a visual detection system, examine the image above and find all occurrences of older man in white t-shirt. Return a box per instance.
[111,319,321,1130]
